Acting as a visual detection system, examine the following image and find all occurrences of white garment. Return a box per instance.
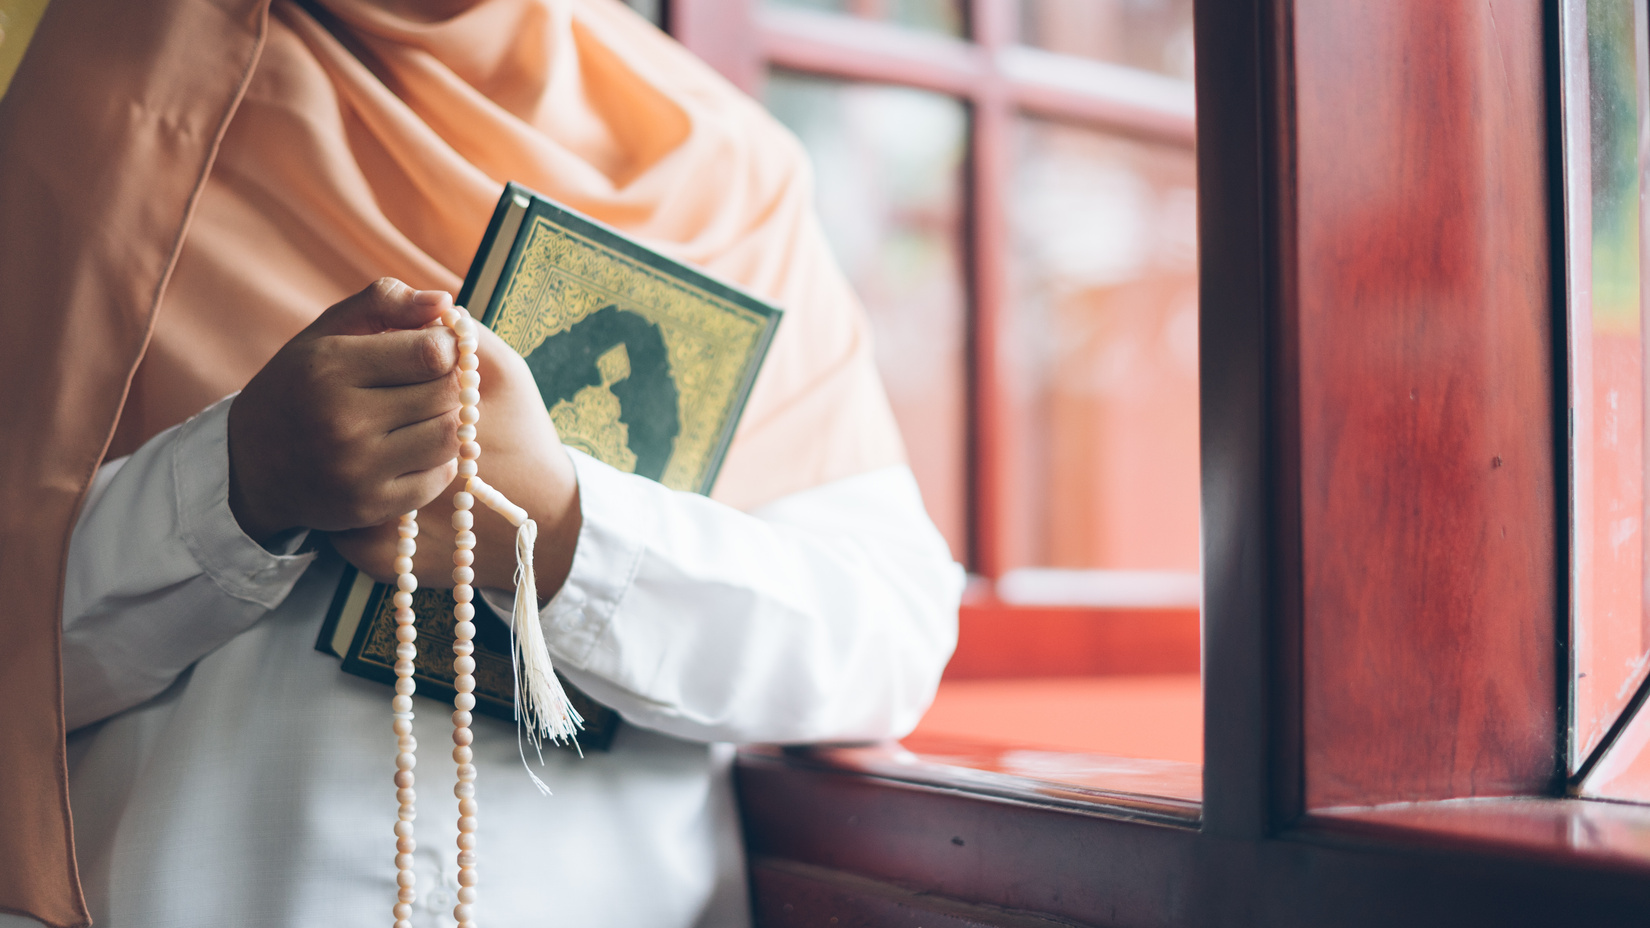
[33,396,961,928]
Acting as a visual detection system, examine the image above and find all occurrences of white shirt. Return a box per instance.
[13,396,961,928]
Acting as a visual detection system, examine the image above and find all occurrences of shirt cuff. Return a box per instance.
[172,394,316,609]
[489,449,647,668]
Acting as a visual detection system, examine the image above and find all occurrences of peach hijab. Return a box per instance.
[0,0,902,922]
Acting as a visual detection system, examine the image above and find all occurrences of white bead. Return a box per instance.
[454,903,474,922]
[455,531,476,550]
[453,746,472,764]
[398,521,418,538]
[396,642,416,660]
[397,836,416,853]
[396,853,414,870]
[397,734,416,752]
[454,622,476,641]
[458,850,477,867]
[457,816,478,836]
[396,574,417,593]
[453,583,474,602]
[452,727,474,746]
[453,656,475,675]
[459,798,478,817]
[458,886,477,904]
[392,718,412,735]
[455,692,476,712]
[394,821,414,839]
[453,491,474,510]
[457,763,477,782]
[456,425,477,442]
[460,406,480,425]
[451,315,475,337]
[440,307,464,328]
[459,370,480,390]
[452,566,474,585]
[398,803,416,822]
[457,832,477,850]
[455,781,476,799]
[397,787,416,804]
[395,678,415,696]
[453,711,473,729]
[454,602,475,621]
[396,538,416,557]
[455,675,475,694]
[393,556,413,575]
[396,625,417,643]
[393,695,413,713]
[452,510,473,531]
[398,887,416,904]
[452,639,474,656]
[453,548,474,567]
[458,352,479,371]
[393,591,414,609]
[396,751,416,771]
[458,458,478,478]
[394,660,415,676]
[395,607,415,625]
[394,902,413,920]
[396,869,415,888]
[457,868,478,887]
[394,769,414,789]
[457,335,479,354]
[395,919,413,928]
[459,387,481,407]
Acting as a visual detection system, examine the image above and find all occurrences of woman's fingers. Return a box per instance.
[380,408,463,477]
[342,326,459,388]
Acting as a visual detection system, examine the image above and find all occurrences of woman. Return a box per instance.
[0,1,962,925]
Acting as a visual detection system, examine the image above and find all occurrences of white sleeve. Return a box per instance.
[61,396,317,731]
[488,450,964,745]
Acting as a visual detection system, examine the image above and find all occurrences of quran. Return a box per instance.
[318,182,783,751]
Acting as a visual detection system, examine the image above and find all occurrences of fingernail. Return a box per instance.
[412,290,452,306]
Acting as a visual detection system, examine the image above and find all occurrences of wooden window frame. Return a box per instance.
[675,0,1204,679]
[673,0,1650,924]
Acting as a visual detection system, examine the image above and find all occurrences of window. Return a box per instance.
[672,0,1204,777]
[1567,0,1650,803]
[708,1,1650,924]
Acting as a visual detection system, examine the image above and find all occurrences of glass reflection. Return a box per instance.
[764,71,971,560]
[1002,119,1199,573]
[1568,0,1650,775]
[765,0,964,37]
[1018,0,1195,81]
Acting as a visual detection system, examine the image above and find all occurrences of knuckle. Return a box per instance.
[415,332,454,377]
[369,276,406,304]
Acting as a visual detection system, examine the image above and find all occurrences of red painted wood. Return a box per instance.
[736,750,1650,928]
[1291,0,1559,808]
[749,859,1073,928]
[943,602,1199,678]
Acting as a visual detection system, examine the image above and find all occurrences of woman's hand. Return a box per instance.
[228,279,463,544]
[329,309,582,599]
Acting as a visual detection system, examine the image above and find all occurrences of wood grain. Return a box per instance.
[1292,0,1560,807]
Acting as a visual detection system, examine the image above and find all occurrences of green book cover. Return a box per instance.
[318,182,783,751]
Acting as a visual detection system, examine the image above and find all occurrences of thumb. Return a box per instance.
[309,278,453,337]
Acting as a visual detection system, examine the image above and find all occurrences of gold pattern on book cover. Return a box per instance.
[489,217,767,491]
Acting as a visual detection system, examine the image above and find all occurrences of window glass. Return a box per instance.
[1018,0,1194,82]
[765,0,965,37]
[1568,0,1650,772]
[764,71,971,560]
[1000,118,1200,576]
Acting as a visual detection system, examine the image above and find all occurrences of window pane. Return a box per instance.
[765,0,964,37]
[1001,119,1200,575]
[1018,0,1195,82]
[764,71,970,560]
[1568,0,1650,773]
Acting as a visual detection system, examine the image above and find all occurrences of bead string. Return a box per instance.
[390,304,575,928]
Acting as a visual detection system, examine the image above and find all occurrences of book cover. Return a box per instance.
[318,183,783,751]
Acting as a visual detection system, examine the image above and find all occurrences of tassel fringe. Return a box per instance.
[468,478,585,793]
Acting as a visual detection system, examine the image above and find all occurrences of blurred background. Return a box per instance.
[644,0,1202,779]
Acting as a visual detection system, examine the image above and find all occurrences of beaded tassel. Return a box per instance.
[391,304,581,928]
